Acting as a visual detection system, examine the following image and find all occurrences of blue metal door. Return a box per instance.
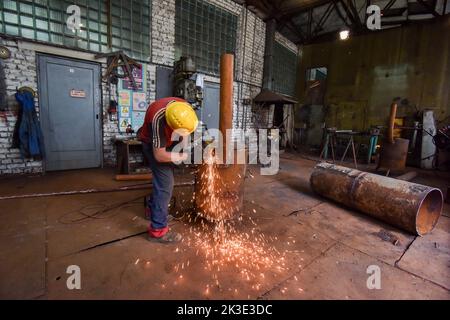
[156,66,173,100]
[201,82,220,130]
[38,55,101,171]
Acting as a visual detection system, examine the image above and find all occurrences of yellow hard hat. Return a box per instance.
[165,101,199,135]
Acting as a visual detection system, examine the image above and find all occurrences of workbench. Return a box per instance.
[320,129,380,167]
[114,138,149,174]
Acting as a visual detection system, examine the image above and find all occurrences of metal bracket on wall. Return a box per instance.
[95,51,141,89]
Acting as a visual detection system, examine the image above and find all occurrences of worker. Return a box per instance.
[138,97,199,243]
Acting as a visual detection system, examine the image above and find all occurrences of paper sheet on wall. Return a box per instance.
[132,112,146,132]
[119,118,131,132]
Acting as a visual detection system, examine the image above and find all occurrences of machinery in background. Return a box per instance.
[318,97,449,172]
[173,56,211,164]
[399,109,447,170]
[421,110,437,169]
[173,56,203,110]
[433,124,450,170]
[434,125,450,151]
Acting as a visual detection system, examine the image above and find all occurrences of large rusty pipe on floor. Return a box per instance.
[219,53,234,158]
[310,163,443,236]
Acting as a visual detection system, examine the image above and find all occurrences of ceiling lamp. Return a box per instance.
[339,29,350,40]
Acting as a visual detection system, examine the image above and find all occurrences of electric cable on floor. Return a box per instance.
[57,195,144,224]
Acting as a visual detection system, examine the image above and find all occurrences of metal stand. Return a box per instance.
[319,129,336,162]
[340,133,358,169]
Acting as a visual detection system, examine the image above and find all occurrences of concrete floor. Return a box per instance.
[0,154,449,299]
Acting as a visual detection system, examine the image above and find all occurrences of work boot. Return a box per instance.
[147,230,182,244]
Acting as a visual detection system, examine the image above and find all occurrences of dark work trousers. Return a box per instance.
[142,142,174,231]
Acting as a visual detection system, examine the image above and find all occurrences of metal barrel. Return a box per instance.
[310,162,443,236]
[378,138,409,173]
[195,159,247,221]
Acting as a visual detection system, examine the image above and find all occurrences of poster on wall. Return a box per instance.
[132,92,147,111]
[117,63,148,133]
[119,91,131,106]
[120,106,130,118]
[122,65,145,91]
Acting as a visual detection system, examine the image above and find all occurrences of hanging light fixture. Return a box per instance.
[339,29,350,40]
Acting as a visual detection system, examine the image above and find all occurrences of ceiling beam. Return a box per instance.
[416,0,440,17]
[333,0,352,28]
[260,0,306,43]
[311,2,335,38]
[346,0,363,27]
[383,0,397,12]
[339,0,361,28]
[274,0,333,20]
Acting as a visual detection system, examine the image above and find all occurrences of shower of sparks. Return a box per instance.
[166,151,295,297]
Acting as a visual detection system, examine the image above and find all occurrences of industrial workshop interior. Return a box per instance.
[0,0,449,305]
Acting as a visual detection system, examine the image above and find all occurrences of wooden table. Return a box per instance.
[115,139,148,174]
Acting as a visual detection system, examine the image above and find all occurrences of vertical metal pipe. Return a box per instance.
[263,19,276,90]
[219,53,234,158]
[195,54,247,222]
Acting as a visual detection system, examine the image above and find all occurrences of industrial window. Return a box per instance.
[0,0,151,61]
[175,0,238,74]
[306,67,327,81]
[110,0,151,61]
[273,41,298,97]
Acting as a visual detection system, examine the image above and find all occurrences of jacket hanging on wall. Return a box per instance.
[13,91,45,159]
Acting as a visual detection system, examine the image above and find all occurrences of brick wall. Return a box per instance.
[275,32,299,54]
[151,0,176,66]
[0,39,42,175]
[0,0,298,176]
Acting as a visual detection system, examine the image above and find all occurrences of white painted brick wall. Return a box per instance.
[0,39,42,175]
[275,32,299,54]
[151,0,176,66]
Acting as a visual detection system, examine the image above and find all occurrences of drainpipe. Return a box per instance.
[262,19,276,90]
